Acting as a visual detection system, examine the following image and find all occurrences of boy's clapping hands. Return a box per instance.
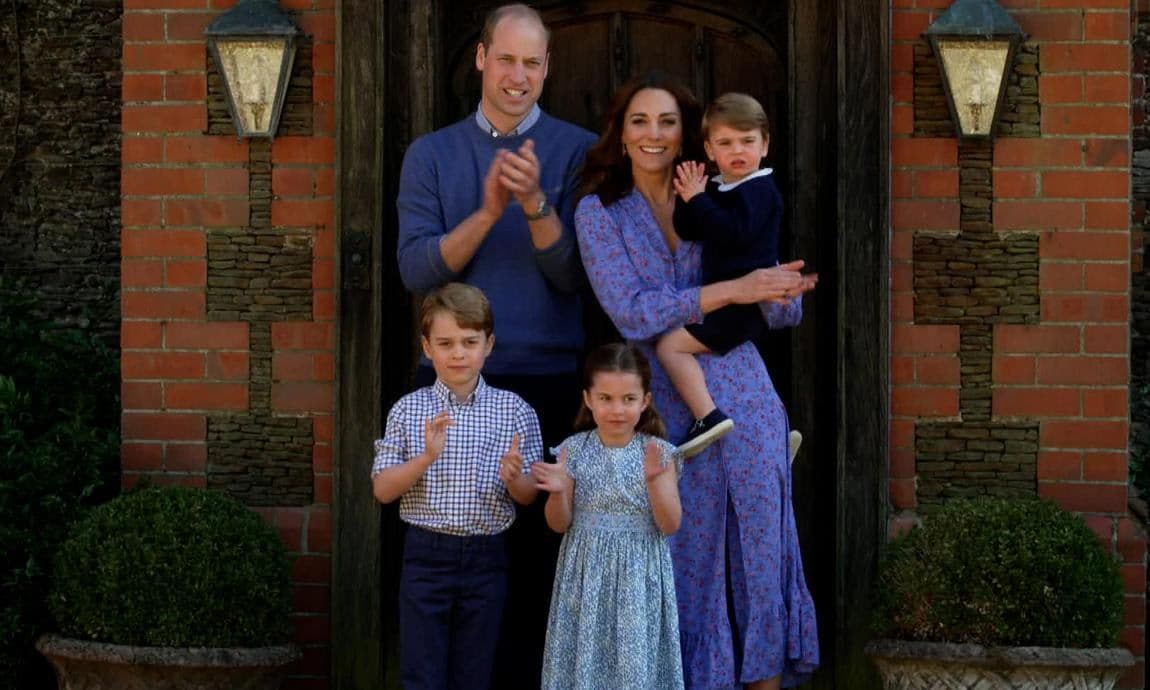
[499,433,525,484]
[423,411,453,460]
[500,434,540,505]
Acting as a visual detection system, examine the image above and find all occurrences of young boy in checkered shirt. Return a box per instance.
[372,282,542,690]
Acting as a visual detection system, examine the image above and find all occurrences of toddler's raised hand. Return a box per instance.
[423,411,452,461]
[531,447,572,494]
[499,433,525,486]
[643,440,670,483]
[673,161,707,202]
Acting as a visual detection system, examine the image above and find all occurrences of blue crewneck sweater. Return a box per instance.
[397,112,596,375]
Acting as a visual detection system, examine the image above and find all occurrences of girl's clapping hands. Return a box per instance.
[532,447,572,494]
[643,440,671,483]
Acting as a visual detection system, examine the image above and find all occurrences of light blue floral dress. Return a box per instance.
[541,430,684,690]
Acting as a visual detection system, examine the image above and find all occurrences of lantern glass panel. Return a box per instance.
[936,39,1011,137]
[217,38,288,136]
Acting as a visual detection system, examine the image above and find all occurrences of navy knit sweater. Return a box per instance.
[672,168,782,284]
[397,112,596,375]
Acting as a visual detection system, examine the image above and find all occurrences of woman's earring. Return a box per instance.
[622,144,628,157]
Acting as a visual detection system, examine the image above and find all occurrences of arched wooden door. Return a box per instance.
[334,1,888,688]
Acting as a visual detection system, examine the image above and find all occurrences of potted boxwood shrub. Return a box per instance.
[865,496,1134,690]
[37,486,300,690]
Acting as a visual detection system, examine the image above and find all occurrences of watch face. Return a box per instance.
[526,198,551,220]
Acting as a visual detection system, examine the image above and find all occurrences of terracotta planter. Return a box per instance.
[865,639,1135,690]
[37,634,300,690]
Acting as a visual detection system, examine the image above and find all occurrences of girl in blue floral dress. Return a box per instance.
[533,343,684,690]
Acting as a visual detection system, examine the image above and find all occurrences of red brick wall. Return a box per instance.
[121,1,334,687]
[892,2,1145,687]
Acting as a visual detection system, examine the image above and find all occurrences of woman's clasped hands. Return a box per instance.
[731,259,817,305]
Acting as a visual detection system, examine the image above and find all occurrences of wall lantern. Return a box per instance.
[924,0,1025,140]
[204,0,300,138]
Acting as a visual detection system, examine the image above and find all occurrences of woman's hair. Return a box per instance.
[419,282,494,338]
[703,92,769,139]
[579,71,704,206]
[573,343,666,438]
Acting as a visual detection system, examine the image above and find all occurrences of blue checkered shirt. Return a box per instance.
[372,377,542,536]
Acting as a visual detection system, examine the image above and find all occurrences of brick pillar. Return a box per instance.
[121,1,335,687]
[891,4,1145,687]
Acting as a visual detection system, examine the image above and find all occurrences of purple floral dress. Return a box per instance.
[575,190,820,689]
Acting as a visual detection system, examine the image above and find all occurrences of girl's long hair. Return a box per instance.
[578,71,704,206]
[573,343,667,439]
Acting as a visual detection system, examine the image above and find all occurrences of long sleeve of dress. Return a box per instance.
[761,296,803,329]
[575,195,704,341]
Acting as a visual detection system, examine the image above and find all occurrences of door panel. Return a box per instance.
[624,17,696,87]
[546,18,613,130]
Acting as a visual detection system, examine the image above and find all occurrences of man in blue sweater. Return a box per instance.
[395,4,596,688]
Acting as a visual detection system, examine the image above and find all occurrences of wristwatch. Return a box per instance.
[524,196,552,221]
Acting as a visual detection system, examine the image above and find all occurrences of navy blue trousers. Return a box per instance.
[399,526,508,690]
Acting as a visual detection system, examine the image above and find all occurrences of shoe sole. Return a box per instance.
[788,430,803,464]
[677,419,735,459]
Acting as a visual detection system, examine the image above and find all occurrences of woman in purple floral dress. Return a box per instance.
[573,72,820,690]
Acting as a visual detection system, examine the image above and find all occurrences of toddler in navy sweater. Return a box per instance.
[661,93,784,457]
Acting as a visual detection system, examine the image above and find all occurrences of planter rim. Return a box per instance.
[864,638,1135,669]
[36,634,301,668]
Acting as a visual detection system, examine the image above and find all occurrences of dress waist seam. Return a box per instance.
[571,511,658,533]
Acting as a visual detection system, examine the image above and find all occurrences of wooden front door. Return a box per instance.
[335,2,888,689]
